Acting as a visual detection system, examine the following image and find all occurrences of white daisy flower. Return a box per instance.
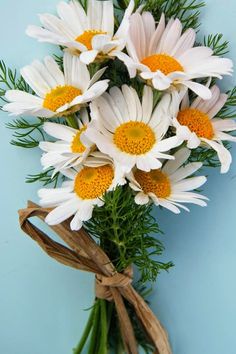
[39,109,94,174]
[26,0,134,65]
[38,153,126,230]
[84,85,182,173]
[172,85,236,173]
[117,12,233,99]
[128,148,208,213]
[3,52,109,118]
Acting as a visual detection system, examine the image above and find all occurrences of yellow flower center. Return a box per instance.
[177,108,214,139]
[113,121,156,155]
[141,54,184,75]
[43,85,81,112]
[134,169,171,198]
[75,30,107,50]
[71,126,87,153]
[74,165,114,199]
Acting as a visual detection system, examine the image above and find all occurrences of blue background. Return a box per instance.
[0,1,236,353]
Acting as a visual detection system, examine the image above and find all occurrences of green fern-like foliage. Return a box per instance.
[0,60,30,103]
[26,168,65,187]
[143,0,205,29]
[218,86,236,119]
[6,117,46,148]
[1,0,235,176]
[85,185,173,284]
[204,33,229,56]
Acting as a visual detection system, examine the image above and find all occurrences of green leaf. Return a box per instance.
[6,117,45,149]
[143,0,205,30]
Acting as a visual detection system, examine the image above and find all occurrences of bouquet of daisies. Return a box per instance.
[2,0,236,353]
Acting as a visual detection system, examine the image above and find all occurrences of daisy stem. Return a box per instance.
[66,114,79,129]
[115,336,125,354]
[98,299,108,354]
[106,301,114,332]
[88,299,101,354]
[73,303,95,354]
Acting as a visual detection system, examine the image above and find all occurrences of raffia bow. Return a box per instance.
[18,201,172,354]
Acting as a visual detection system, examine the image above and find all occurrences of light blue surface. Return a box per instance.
[0,1,236,353]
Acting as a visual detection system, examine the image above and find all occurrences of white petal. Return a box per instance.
[57,1,85,34]
[75,202,94,221]
[95,95,121,130]
[142,11,155,55]
[26,25,65,45]
[207,94,228,118]
[72,0,88,30]
[182,80,212,100]
[43,122,76,141]
[156,17,175,53]
[134,192,149,205]
[170,162,203,182]
[38,187,73,206]
[178,46,213,67]
[161,18,182,54]
[44,56,65,86]
[151,72,172,91]
[138,155,162,170]
[80,50,99,64]
[101,0,114,35]
[115,0,135,39]
[5,90,43,106]
[114,51,137,78]
[149,13,165,54]
[141,85,153,123]
[194,85,220,113]
[87,0,103,29]
[202,138,232,173]
[109,86,130,122]
[63,52,90,91]
[20,65,51,97]
[71,80,109,105]
[39,141,71,153]
[128,13,146,59]
[32,59,58,89]
[89,66,107,87]
[162,147,191,175]
[173,176,207,191]
[70,212,83,230]
[171,28,195,57]
[122,85,138,121]
[158,199,181,214]
[155,136,181,152]
[213,119,236,132]
[92,34,111,50]
[169,193,208,207]
[45,198,80,225]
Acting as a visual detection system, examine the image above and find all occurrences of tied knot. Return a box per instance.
[95,267,133,301]
[19,202,172,354]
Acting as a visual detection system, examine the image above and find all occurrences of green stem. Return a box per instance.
[106,301,114,331]
[115,337,125,354]
[88,299,101,354]
[73,304,95,354]
[66,114,78,129]
[98,300,108,354]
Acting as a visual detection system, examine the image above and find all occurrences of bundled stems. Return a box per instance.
[73,304,95,354]
[88,300,101,353]
[99,300,108,354]
[74,299,112,354]
[72,186,171,353]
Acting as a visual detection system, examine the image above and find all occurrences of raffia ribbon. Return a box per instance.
[18,201,172,354]
[95,266,133,302]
